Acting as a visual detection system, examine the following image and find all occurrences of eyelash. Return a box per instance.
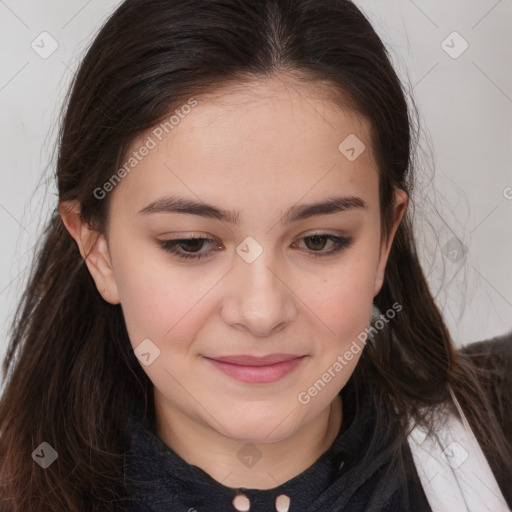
[157,233,354,261]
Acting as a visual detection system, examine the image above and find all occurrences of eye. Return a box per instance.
[157,237,220,260]
[294,233,354,258]
[157,233,354,261]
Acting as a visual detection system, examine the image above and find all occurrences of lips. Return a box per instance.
[203,354,306,384]
[207,354,302,366]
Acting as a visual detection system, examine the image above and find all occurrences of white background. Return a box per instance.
[0,0,511,376]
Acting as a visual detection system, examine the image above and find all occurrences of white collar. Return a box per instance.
[407,385,509,511]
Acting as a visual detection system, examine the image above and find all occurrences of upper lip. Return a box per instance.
[205,354,304,366]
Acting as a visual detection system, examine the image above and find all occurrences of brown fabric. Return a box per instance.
[460,332,512,441]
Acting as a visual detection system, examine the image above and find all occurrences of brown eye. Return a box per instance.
[296,234,354,258]
[157,237,220,260]
[304,235,329,251]
[178,239,206,253]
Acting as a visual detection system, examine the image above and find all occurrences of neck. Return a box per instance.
[154,393,343,490]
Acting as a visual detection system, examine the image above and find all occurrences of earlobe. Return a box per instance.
[58,200,121,305]
[373,188,408,297]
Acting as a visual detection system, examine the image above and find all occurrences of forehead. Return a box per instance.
[165,74,373,156]
[109,75,378,217]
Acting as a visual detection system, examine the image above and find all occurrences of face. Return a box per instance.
[65,75,406,444]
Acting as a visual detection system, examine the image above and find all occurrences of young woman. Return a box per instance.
[0,1,510,511]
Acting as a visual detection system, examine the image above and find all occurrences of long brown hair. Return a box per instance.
[1,0,510,510]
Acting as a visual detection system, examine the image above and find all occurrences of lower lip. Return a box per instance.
[204,356,305,384]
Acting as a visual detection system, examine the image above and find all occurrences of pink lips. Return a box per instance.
[204,354,305,383]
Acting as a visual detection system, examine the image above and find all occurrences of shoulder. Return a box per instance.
[458,331,512,437]
[458,331,512,376]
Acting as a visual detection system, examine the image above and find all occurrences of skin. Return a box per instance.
[60,73,407,490]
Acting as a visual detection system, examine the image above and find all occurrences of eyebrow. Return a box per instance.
[138,194,367,224]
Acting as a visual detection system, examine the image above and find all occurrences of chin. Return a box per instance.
[219,411,302,445]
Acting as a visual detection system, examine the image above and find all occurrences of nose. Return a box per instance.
[220,251,298,337]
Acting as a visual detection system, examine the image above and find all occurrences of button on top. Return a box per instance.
[232,491,291,511]
[233,492,250,511]
[275,493,291,512]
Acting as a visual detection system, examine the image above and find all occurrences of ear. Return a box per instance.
[373,188,408,297]
[58,200,121,305]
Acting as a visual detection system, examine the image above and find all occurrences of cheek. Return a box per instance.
[297,239,379,402]
[304,250,378,336]
[114,260,217,348]
[295,257,377,413]
[108,229,203,346]
[113,260,217,401]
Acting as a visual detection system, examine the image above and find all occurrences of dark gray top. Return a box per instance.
[121,375,432,512]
